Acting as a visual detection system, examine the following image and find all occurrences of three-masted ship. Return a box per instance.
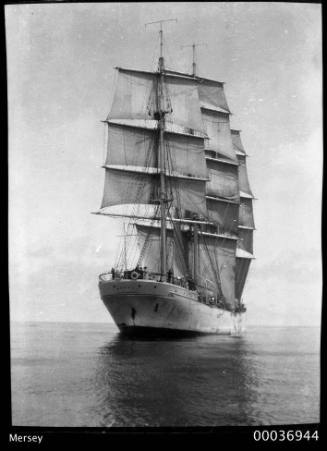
[95,29,255,336]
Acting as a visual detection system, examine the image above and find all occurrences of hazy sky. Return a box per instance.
[7,2,322,325]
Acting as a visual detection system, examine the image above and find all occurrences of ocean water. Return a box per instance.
[10,321,320,427]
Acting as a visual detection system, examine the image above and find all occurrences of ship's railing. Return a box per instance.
[98,270,235,309]
[99,272,113,281]
[99,270,162,282]
[99,270,193,288]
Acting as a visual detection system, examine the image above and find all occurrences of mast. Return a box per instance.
[193,224,199,285]
[146,19,177,281]
[192,44,196,77]
[158,60,167,281]
[123,223,127,269]
[181,42,207,76]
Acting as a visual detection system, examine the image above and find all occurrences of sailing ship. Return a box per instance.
[95,26,255,336]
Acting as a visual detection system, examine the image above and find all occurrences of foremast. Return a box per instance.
[157,48,167,282]
[145,19,179,282]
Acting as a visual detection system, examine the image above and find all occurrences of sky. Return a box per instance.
[6,2,322,326]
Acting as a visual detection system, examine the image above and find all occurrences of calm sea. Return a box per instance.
[10,322,320,427]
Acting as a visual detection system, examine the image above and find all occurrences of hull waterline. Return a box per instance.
[99,279,244,336]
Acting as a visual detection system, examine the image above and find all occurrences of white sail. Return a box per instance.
[99,60,255,312]
[231,129,246,155]
[105,122,207,178]
[234,130,255,300]
[109,68,156,120]
[164,74,205,134]
[238,155,253,197]
[101,168,158,209]
[235,257,251,300]
[238,198,255,229]
[202,110,237,161]
[206,159,240,201]
[188,234,237,309]
[206,197,239,234]
[237,227,253,254]
[136,224,187,278]
[109,68,205,134]
[198,78,230,113]
[101,166,208,218]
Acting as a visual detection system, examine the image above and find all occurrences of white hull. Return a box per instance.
[99,279,244,336]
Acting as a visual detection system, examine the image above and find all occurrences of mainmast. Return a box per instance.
[146,19,176,281]
[180,42,206,289]
[181,42,207,76]
[193,225,199,285]
[123,223,127,269]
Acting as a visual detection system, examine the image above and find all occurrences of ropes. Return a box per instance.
[136,206,160,267]
[112,78,160,270]
[103,122,107,163]
[201,234,223,297]
[106,51,238,295]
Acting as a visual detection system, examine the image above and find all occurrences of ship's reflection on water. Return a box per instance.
[94,330,260,426]
[11,323,319,426]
